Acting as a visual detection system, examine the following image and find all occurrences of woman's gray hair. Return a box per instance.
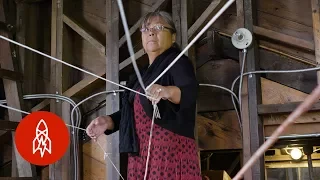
[140,11,177,34]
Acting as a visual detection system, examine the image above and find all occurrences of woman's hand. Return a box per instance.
[86,116,114,141]
[146,84,171,105]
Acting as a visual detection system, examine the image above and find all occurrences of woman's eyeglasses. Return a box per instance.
[140,24,173,33]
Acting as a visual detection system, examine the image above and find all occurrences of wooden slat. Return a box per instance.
[118,0,167,47]
[63,15,105,56]
[263,111,320,125]
[253,26,315,52]
[265,123,320,136]
[31,48,145,112]
[0,0,35,177]
[0,68,23,81]
[106,1,120,180]
[243,0,264,179]
[258,101,320,115]
[311,0,320,84]
[187,0,221,40]
[0,120,19,131]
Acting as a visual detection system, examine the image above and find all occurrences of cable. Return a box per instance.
[144,104,157,180]
[0,94,81,180]
[238,49,247,112]
[69,90,124,179]
[116,0,146,93]
[199,83,242,133]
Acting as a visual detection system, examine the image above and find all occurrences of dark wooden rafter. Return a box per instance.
[243,0,265,179]
[0,69,23,82]
[253,26,315,52]
[63,15,105,56]
[0,0,36,177]
[105,0,120,180]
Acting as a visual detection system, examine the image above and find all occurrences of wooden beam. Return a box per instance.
[243,0,265,179]
[0,68,23,81]
[106,0,120,180]
[0,0,35,177]
[258,101,320,115]
[253,26,314,52]
[197,114,242,150]
[0,120,19,131]
[50,0,72,180]
[172,0,182,46]
[311,0,320,84]
[187,0,221,40]
[31,48,145,112]
[172,0,188,50]
[63,15,105,56]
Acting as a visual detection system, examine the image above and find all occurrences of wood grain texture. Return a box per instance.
[0,0,35,176]
[197,113,242,150]
[197,59,240,112]
[311,0,320,83]
[257,0,313,27]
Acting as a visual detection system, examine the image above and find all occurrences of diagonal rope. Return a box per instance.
[0,35,151,100]
[116,0,146,93]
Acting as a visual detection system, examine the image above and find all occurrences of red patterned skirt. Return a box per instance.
[127,94,201,180]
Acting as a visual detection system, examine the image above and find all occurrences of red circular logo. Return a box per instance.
[15,111,70,166]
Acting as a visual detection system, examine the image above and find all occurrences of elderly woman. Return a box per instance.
[86,11,201,180]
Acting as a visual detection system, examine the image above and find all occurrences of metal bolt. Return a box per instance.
[56,91,59,102]
[12,51,16,58]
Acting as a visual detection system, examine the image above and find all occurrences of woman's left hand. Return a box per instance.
[146,84,171,105]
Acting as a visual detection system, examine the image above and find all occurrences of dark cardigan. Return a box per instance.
[104,47,198,155]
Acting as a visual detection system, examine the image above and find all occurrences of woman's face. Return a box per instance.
[141,16,176,54]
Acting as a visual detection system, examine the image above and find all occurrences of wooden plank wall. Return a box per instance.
[195,0,316,64]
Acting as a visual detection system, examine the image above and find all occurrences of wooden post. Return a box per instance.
[106,0,120,180]
[0,0,36,177]
[173,0,199,169]
[311,0,320,83]
[50,0,72,179]
[241,0,265,179]
[236,0,253,179]
[172,0,189,51]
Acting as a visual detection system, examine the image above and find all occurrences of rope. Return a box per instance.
[0,35,151,100]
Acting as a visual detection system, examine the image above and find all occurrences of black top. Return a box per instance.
[104,47,198,155]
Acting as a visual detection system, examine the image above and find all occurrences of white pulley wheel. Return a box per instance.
[231,28,253,49]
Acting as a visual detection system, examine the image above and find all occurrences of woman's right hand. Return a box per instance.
[86,116,114,140]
